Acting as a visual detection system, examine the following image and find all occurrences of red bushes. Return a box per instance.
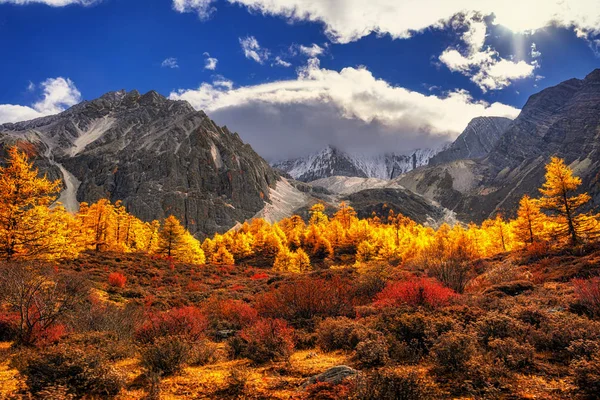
[238,318,295,363]
[573,277,600,317]
[374,277,456,309]
[255,277,355,327]
[251,272,269,280]
[526,241,549,260]
[108,272,127,288]
[203,298,258,331]
[135,306,208,343]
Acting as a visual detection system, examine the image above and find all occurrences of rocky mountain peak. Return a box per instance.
[428,116,512,166]
[584,68,600,83]
[0,89,280,237]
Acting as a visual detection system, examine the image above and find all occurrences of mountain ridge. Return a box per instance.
[272,144,447,182]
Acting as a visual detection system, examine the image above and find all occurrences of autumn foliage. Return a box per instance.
[135,306,208,344]
[374,277,456,309]
[108,272,127,288]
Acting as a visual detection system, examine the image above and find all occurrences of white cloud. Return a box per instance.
[298,43,324,57]
[0,0,98,5]
[239,36,270,64]
[439,15,537,91]
[227,0,600,44]
[273,56,292,67]
[172,0,216,20]
[26,81,35,92]
[170,59,519,159]
[531,43,542,58]
[203,52,218,70]
[0,77,81,124]
[161,57,179,69]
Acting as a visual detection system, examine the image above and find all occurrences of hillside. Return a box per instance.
[2,243,600,399]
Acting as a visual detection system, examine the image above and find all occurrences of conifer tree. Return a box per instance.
[157,215,187,257]
[513,195,545,245]
[0,147,66,260]
[211,245,235,265]
[294,248,312,272]
[538,157,597,245]
[309,203,328,225]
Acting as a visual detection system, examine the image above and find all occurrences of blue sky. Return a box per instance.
[1,0,599,159]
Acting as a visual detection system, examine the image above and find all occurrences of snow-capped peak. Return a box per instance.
[272,144,448,182]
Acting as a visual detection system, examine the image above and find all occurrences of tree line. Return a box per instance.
[1,146,599,269]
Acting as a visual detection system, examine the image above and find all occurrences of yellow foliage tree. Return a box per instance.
[513,195,545,245]
[309,203,328,225]
[538,157,597,245]
[211,245,235,265]
[0,147,71,260]
[157,215,205,264]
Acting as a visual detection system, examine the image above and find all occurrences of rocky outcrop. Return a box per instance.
[428,116,512,166]
[302,365,358,388]
[398,69,600,223]
[0,90,279,237]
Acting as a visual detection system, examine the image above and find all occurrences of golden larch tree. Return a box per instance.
[513,195,545,245]
[538,157,597,245]
[211,245,234,265]
[0,146,69,260]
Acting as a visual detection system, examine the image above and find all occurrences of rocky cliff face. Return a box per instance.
[398,69,600,223]
[0,90,279,237]
[272,145,446,182]
[428,116,513,166]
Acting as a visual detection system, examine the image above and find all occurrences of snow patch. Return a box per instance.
[70,117,115,156]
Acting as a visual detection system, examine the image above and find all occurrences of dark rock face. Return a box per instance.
[428,116,513,166]
[0,90,279,237]
[398,69,600,223]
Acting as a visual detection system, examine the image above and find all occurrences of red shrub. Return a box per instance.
[526,241,549,260]
[255,277,355,327]
[34,323,67,346]
[108,272,127,288]
[574,277,600,317]
[135,306,208,343]
[374,277,456,309]
[230,284,245,291]
[203,298,258,331]
[238,318,295,363]
[251,272,269,280]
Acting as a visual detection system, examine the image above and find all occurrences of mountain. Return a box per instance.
[272,145,446,182]
[427,116,513,166]
[0,90,279,237]
[398,69,600,223]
